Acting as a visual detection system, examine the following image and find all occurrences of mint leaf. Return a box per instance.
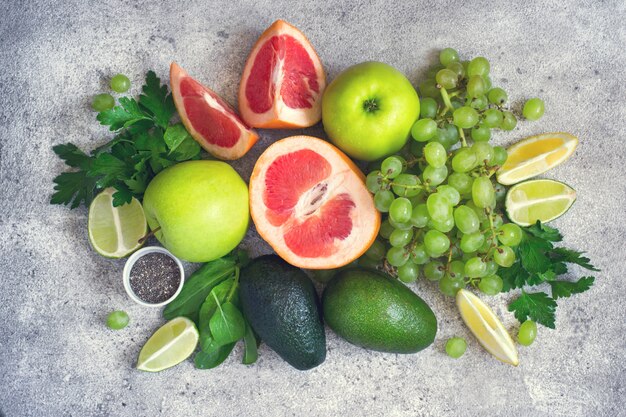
[550,276,595,299]
[508,291,557,329]
[97,97,149,131]
[525,221,562,242]
[209,300,246,346]
[139,71,175,129]
[549,248,599,271]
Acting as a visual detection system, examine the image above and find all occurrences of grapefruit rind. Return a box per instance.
[239,20,326,129]
[170,62,258,160]
[250,136,380,269]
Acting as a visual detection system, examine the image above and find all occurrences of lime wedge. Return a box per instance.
[496,132,578,185]
[505,179,576,226]
[137,317,199,372]
[456,289,519,366]
[88,188,147,258]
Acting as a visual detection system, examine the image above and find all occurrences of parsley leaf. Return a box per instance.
[525,220,562,242]
[508,291,557,329]
[519,233,553,273]
[549,248,600,271]
[51,170,100,209]
[500,261,529,291]
[97,97,149,131]
[52,144,91,169]
[550,277,595,299]
[139,71,176,129]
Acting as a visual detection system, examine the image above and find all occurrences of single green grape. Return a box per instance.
[436,185,461,206]
[445,337,467,358]
[492,146,508,166]
[447,260,466,280]
[381,156,405,179]
[447,172,473,194]
[483,75,493,90]
[410,244,430,265]
[454,205,480,234]
[392,174,422,197]
[91,93,115,112]
[110,73,131,93]
[466,200,488,221]
[439,275,464,296]
[106,311,129,330]
[487,87,508,105]
[424,142,447,168]
[446,61,465,78]
[436,69,458,89]
[478,274,503,295]
[428,215,455,233]
[424,261,445,281]
[427,193,452,222]
[411,118,438,142]
[470,95,488,110]
[484,260,499,276]
[523,98,545,121]
[366,171,383,193]
[410,203,430,228]
[472,176,495,208]
[386,246,409,267]
[365,239,386,260]
[422,165,448,187]
[482,108,503,128]
[465,256,488,278]
[493,245,516,267]
[467,57,490,77]
[420,97,438,119]
[451,148,478,173]
[471,125,491,142]
[501,111,517,131]
[518,320,538,346]
[419,79,440,98]
[397,262,419,283]
[374,190,394,212]
[494,183,507,202]
[498,223,523,246]
[424,230,450,256]
[389,228,413,247]
[379,219,394,239]
[460,232,485,253]
[466,75,486,98]
[472,142,494,164]
[453,106,479,129]
[388,217,413,231]
[439,47,459,66]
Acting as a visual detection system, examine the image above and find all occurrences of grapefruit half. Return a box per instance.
[249,136,380,269]
[170,62,258,160]
[239,20,326,129]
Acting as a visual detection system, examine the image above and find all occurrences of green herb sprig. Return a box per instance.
[51,71,201,209]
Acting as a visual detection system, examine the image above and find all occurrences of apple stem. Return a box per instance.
[138,226,161,245]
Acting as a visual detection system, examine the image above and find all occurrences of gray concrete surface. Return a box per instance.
[1,0,625,416]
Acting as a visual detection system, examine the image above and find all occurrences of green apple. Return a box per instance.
[322,61,420,161]
[142,160,249,262]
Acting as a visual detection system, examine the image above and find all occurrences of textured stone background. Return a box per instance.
[1,0,625,416]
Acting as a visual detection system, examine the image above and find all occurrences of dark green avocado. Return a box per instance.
[322,268,437,353]
[239,255,326,370]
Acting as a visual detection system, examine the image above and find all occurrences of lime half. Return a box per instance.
[88,188,147,258]
[456,289,519,366]
[505,179,576,226]
[137,317,199,372]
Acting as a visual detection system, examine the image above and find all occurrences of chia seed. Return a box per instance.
[129,253,181,304]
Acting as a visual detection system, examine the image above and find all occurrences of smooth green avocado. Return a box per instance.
[322,268,437,353]
[239,255,326,370]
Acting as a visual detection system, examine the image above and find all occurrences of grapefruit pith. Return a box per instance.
[170,62,258,160]
[250,136,380,269]
[239,20,326,129]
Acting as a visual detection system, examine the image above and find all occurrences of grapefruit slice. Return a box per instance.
[249,136,380,269]
[239,20,326,129]
[170,62,258,160]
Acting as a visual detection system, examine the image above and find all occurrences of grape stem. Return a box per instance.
[458,127,468,147]
[439,87,454,117]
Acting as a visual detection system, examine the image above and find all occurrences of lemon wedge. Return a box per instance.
[496,132,578,185]
[505,179,576,226]
[88,188,147,258]
[137,317,199,372]
[456,289,519,366]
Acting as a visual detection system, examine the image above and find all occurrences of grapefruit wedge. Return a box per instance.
[239,20,326,129]
[249,136,380,269]
[170,62,258,160]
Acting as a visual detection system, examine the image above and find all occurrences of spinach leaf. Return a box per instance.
[242,323,260,365]
[194,342,236,370]
[209,300,246,346]
[198,278,236,352]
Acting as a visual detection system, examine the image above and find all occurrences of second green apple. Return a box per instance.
[322,61,420,161]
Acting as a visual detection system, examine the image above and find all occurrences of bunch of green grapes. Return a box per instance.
[360,48,541,297]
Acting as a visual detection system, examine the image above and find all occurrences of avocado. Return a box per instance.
[239,255,326,370]
[322,268,437,353]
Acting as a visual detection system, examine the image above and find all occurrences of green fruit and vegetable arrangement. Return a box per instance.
[51,20,598,371]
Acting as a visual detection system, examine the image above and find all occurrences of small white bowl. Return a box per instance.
[123,246,185,307]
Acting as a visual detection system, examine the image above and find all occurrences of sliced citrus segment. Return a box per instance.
[170,62,258,160]
[239,20,326,128]
[88,188,147,258]
[456,289,519,366]
[505,179,576,226]
[249,136,380,269]
[496,132,578,185]
[137,317,199,372]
